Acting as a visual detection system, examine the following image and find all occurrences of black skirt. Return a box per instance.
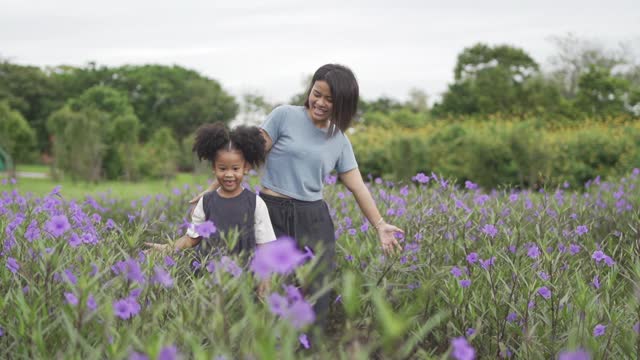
[259,192,336,323]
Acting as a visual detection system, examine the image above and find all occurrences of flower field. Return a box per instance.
[1,169,640,359]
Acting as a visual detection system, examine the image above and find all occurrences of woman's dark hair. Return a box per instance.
[303,64,359,133]
[192,122,266,168]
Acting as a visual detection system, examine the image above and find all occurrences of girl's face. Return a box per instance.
[213,150,249,198]
[307,80,333,125]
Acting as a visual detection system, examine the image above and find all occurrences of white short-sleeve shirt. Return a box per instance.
[186,189,276,245]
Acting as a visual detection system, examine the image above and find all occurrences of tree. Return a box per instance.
[435,43,565,117]
[0,60,60,153]
[237,92,273,126]
[548,33,628,98]
[575,66,631,117]
[138,127,179,181]
[0,101,37,166]
[47,106,105,182]
[405,88,429,113]
[47,86,141,181]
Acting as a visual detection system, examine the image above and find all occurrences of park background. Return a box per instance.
[1,1,640,359]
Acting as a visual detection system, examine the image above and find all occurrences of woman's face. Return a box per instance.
[307,80,333,124]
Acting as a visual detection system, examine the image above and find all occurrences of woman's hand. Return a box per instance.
[189,181,218,204]
[376,222,404,254]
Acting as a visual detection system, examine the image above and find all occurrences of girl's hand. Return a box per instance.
[377,222,404,254]
[144,242,173,255]
[257,279,270,300]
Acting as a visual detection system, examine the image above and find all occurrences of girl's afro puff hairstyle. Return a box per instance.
[229,125,267,168]
[192,122,267,168]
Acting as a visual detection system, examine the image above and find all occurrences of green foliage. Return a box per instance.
[351,118,640,189]
[360,109,430,129]
[0,61,61,152]
[574,66,632,117]
[47,106,106,182]
[0,101,37,165]
[2,171,639,358]
[47,86,141,181]
[137,127,180,180]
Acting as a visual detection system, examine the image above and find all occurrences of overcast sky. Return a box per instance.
[1,0,639,104]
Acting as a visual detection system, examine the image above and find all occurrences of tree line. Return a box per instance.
[1,34,639,182]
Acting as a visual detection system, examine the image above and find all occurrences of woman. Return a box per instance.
[193,63,403,325]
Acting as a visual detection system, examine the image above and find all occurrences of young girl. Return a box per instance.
[191,64,404,328]
[146,122,276,256]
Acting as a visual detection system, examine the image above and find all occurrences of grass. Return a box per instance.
[15,164,51,174]
[6,172,213,201]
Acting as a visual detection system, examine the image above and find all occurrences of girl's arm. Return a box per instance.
[338,168,404,254]
[145,235,201,253]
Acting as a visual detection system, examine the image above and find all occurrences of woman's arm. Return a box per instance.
[338,168,403,253]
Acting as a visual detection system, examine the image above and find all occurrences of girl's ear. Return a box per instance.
[244,163,251,175]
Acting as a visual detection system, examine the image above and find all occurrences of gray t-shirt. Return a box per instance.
[260,105,358,201]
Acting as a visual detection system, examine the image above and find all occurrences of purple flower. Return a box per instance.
[506,312,518,323]
[158,345,179,360]
[481,224,498,238]
[593,324,606,337]
[450,337,475,360]
[569,244,580,255]
[113,299,133,319]
[451,266,463,278]
[634,322,640,334]
[592,275,600,289]
[68,233,82,247]
[6,257,19,274]
[64,268,77,285]
[527,245,540,259]
[164,256,176,267]
[113,297,141,320]
[0,326,3,337]
[459,279,471,288]
[299,333,310,349]
[466,328,475,337]
[64,292,78,306]
[128,352,149,360]
[604,256,615,267]
[466,253,478,264]
[153,266,174,288]
[122,259,145,284]
[45,215,71,237]
[194,220,216,238]
[537,286,551,300]
[480,257,495,270]
[285,298,315,329]
[575,225,588,236]
[538,271,550,281]
[558,349,591,360]
[592,251,606,263]
[284,285,303,303]
[465,181,478,190]
[250,237,306,279]
[24,220,40,242]
[267,293,289,317]
[414,173,429,184]
[87,294,97,311]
